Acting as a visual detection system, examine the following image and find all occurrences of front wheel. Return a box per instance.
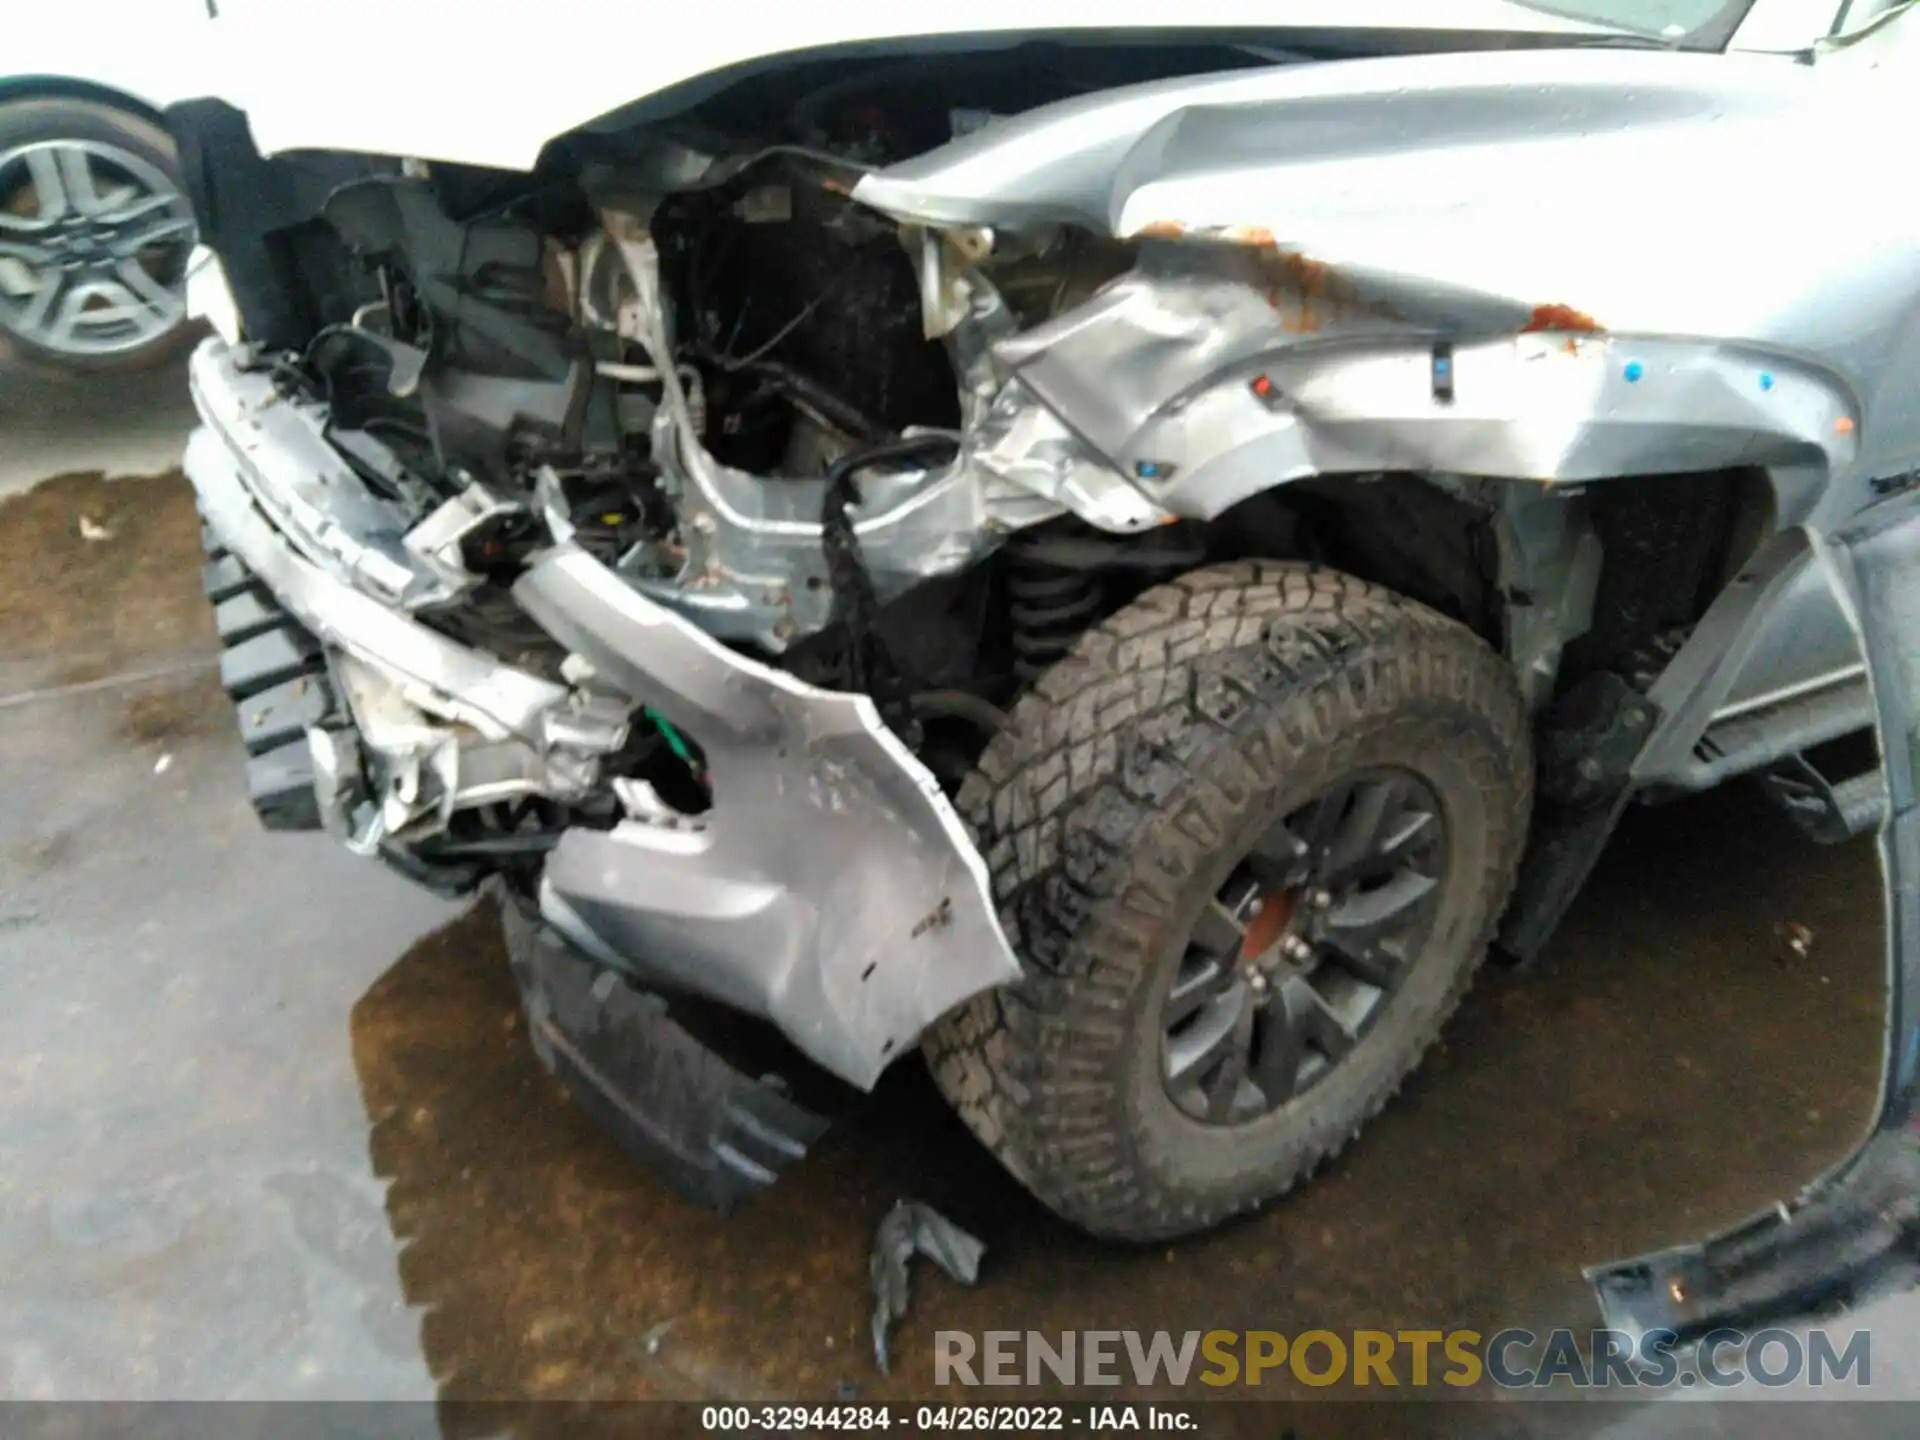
[926,562,1532,1242]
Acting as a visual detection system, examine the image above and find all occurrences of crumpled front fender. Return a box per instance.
[859,43,1920,509]
[988,255,1862,520]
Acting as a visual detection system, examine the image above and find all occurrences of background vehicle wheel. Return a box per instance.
[0,96,199,375]
[925,561,1532,1241]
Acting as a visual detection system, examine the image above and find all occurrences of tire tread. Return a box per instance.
[925,561,1532,1240]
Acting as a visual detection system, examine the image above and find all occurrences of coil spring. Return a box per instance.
[1008,535,1105,682]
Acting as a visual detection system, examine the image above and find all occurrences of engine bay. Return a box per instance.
[173,28,1752,887]
[164,46,1298,887]
[234,113,1157,659]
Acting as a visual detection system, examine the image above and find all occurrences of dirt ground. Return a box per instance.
[0,469,211,692]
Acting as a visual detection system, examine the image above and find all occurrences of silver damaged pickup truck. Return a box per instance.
[166,0,1920,1346]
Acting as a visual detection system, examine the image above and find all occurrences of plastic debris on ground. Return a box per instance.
[868,1199,985,1374]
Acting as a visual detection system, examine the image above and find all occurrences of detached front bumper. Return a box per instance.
[183,337,1020,1095]
[1587,509,1920,1342]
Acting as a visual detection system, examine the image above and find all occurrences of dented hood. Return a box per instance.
[859,42,1920,415]
[202,0,1611,170]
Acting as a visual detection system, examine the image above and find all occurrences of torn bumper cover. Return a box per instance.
[184,336,1021,1095]
[1587,507,1920,1340]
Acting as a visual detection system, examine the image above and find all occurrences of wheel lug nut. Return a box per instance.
[1310,888,1332,909]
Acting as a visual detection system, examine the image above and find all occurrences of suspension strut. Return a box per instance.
[1007,535,1106,682]
[1005,524,1208,683]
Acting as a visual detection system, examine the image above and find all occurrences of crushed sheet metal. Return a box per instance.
[870,1200,985,1374]
[854,46,1835,256]
[188,353,467,612]
[580,224,1095,650]
[969,383,1175,533]
[513,543,1023,1091]
[990,262,1861,522]
[188,335,1019,1091]
[183,430,569,744]
[1117,225,1401,333]
[857,45,1920,505]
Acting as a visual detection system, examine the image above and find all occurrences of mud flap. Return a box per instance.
[1588,503,1920,1337]
[496,888,849,1212]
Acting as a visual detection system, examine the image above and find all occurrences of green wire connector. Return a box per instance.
[643,706,696,766]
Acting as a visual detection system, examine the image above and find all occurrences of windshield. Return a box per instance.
[1510,0,1760,42]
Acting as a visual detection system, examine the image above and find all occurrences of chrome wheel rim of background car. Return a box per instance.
[1161,767,1448,1125]
[0,138,196,357]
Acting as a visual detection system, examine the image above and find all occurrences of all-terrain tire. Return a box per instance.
[924,561,1532,1241]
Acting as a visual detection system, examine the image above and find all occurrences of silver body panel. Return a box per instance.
[854,42,1919,498]
[514,546,1022,1090]
[186,340,1020,1090]
[1715,553,1865,720]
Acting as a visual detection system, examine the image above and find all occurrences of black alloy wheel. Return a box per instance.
[1161,768,1447,1124]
